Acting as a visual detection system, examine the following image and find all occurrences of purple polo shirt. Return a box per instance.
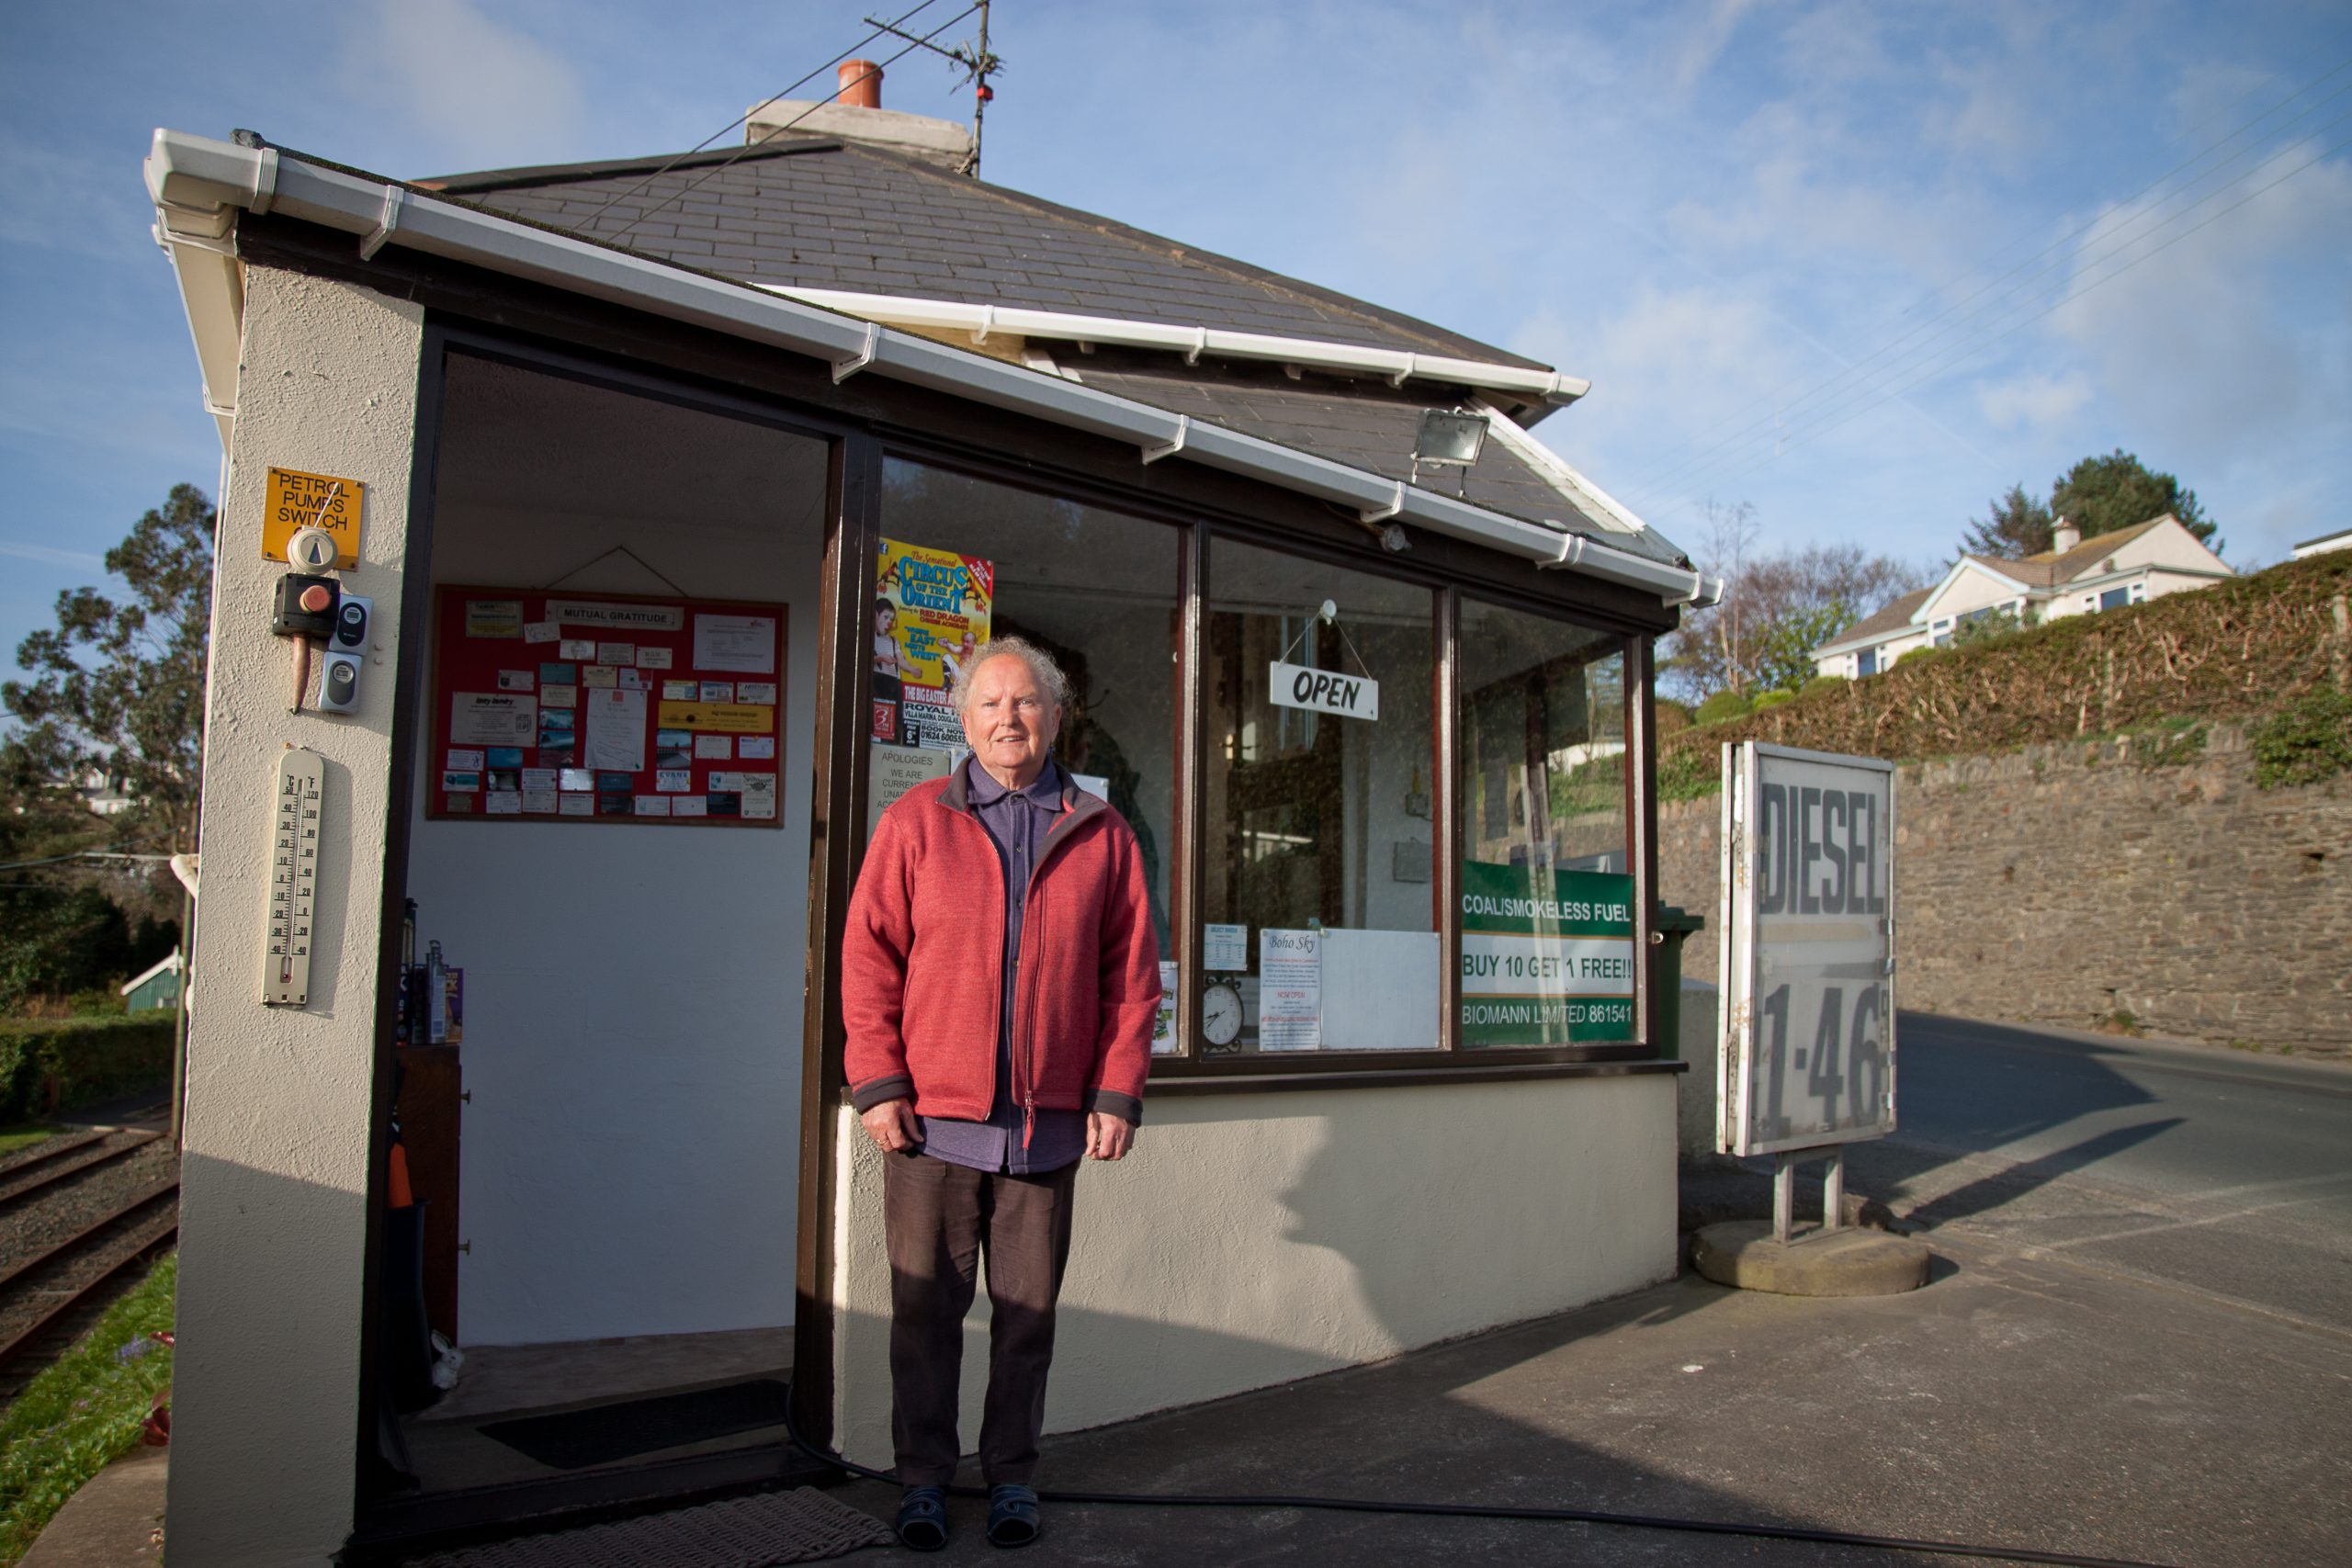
[915,756,1088,1175]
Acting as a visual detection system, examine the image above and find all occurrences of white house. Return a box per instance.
[1814,513,2233,680]
[2292,526,2351,559]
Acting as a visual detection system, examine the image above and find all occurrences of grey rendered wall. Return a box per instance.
[169,268,424,1566]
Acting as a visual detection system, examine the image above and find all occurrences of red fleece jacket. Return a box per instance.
[842,768,1160,1132]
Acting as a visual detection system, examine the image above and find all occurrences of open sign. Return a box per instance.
[1269,660,1380,721]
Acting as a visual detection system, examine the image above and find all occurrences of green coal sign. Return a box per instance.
[1459,860,1635,1047]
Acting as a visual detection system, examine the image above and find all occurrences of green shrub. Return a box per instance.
[1655,699,1694,739]
[1751,689,1795,711]
[1894,645,1944,668]
[1694,689,1753,726]
[2250,683,2352,789]
[1657,747,1720,803]
[0,1016,174,1124]
[1802,674,1848,697]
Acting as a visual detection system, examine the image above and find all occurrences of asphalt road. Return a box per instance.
[1847,1012,2352,1337]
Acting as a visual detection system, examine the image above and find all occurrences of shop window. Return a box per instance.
[875,459,1179,953]
[1199,539,1438,1055]
[1457,599,1634,1048]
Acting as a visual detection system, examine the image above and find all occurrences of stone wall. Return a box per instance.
[1659,723,2349,1055]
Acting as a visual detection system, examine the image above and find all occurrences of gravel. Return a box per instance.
[0,1123,181,1357]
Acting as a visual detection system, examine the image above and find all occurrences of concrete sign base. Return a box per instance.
[1691,1221,1930,1297]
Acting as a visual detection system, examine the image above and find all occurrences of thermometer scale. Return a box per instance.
[263,748,326,1007]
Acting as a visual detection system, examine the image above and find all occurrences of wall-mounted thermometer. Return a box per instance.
[263,748,326,1007]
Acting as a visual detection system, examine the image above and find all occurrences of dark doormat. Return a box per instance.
[397,1486,892,1566]
[479,1379,792,1471]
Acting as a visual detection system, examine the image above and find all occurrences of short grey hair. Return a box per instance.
[950,636,1070,716]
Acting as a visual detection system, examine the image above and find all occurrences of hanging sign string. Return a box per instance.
[539,544,692,599]
[1275,599,1376,680]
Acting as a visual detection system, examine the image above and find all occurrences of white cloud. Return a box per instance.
[340,0,585,167]
[1674,0,1768,92]
[0,143,154,258]
[1974,369,2092,431]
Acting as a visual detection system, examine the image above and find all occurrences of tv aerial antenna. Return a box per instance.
[864,1,1003,176]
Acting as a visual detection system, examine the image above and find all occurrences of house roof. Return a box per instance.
[119,949,183,996]
[424,140,1550,375]
[1062,355,1686,567]
[1816,586,1934,654]
[413,136,1687,568]
[1965,517,2171,589]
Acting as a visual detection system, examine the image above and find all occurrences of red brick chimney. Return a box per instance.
[836,60,883,109]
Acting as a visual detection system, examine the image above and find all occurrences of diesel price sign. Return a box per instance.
[1717,742,1897,1157]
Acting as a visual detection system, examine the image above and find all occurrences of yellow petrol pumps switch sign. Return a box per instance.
[262,467,365,567]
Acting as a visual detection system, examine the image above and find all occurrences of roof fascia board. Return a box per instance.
[1918,556,2029,617]
[144,130,1702,604]
[770,287,1591,406]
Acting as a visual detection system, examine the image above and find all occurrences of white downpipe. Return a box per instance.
[143,130,1702,605]
[765,287,1592,406]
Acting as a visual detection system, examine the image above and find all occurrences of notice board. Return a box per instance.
[427,585,786,828]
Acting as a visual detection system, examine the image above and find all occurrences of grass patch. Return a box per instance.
[0,1126,63,1159]
[2250,682,2352,789]
[0,1253,175,1566]
[1657,748,1720,804]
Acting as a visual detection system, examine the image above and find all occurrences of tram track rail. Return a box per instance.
[0,1129,164,1213]
[0,1129,180,1403]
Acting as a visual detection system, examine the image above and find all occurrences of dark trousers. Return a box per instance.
[883,1150,1080,1486]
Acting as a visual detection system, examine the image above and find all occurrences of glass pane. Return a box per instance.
[1457,599,1635,1048]
[876,459,1179,963]
[1201,538,1438,1055]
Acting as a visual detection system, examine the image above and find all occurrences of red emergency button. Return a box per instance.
[300,584,334,614]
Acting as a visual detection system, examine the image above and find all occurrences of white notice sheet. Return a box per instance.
[583,688,648,772]
[693,615,776,674]
[1258,929,1323,1051]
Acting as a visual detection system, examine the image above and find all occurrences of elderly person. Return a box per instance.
[842,635,1161,1551]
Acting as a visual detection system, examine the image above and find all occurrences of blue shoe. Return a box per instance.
[986,1483,1040,1549]
[895,1484,948,1551]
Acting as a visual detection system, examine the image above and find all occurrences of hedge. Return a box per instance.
[1668,550,2352,765]
[0,1016,175,1125]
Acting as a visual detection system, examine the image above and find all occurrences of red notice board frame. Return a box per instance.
[425,584,786,829]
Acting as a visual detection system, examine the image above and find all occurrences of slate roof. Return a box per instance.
[1070,355,1686,567]
[424,140,1546,370]
[419,137,1686,567]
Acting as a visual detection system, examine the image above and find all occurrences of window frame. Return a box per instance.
[853,446,1675,1087]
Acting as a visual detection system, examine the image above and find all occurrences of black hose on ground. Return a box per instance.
[781,1384,2176,1568]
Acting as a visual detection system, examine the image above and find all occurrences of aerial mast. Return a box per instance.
[864,0,1001,177]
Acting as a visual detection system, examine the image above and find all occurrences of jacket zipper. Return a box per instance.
[1015,797,1097,1148]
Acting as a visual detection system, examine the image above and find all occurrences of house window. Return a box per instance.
[2098,585,2131,612]
[1200,538,1438,1055]
[1457,598,1633,1048]
[1930,618,1953,647]
[876,459,1180,953]
[1856,648,1879,678]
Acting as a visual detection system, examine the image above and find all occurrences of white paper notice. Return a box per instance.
[521,788,558,814]
[540,683,577,708]
[655,768,693,792]
[497,670,534,692]
[695,734,732,760]
[559,794,594,817]
[1204,922,1250,972]
[633,795,672,817]
[1151,962,1181,1055]
[559,638,596,660]
[672,795,708,818]
[451,693,537,747]
[662,680,697,701]
[737,736,775,761]
[596,642,634,666]
[524,621,559,644]
[583,688,649,772]
[559,768,595,791]
[447,749,484,772]
[521,768,557,791]
[484,791,524,816]
[735,682,777,705]
[1072,772,1111,801]
[866,743,954,835]
[1258,929,1323,1051]
[694,615,776,674]
[635,647,673,669]
[738,776,777,819]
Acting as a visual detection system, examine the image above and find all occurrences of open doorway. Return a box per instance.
[382,351,829,1495]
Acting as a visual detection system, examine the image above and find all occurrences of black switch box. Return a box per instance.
[272,573,340,639]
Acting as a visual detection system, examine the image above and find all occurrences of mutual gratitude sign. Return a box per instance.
[1268,660,1380,721]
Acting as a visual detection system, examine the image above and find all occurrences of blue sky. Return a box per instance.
[4,0,2347,668]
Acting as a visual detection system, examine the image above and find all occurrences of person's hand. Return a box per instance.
[861,1098,920,1154]
[1087,1111,1135,1161]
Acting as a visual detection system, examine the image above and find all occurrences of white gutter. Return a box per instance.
[145,130,1705,607]
[764,287,1591,407]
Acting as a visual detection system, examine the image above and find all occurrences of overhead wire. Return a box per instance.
[1611,54,2352,511]
[599,3,983,247]
[1639,117,2352,511]
[572,0,945,235]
